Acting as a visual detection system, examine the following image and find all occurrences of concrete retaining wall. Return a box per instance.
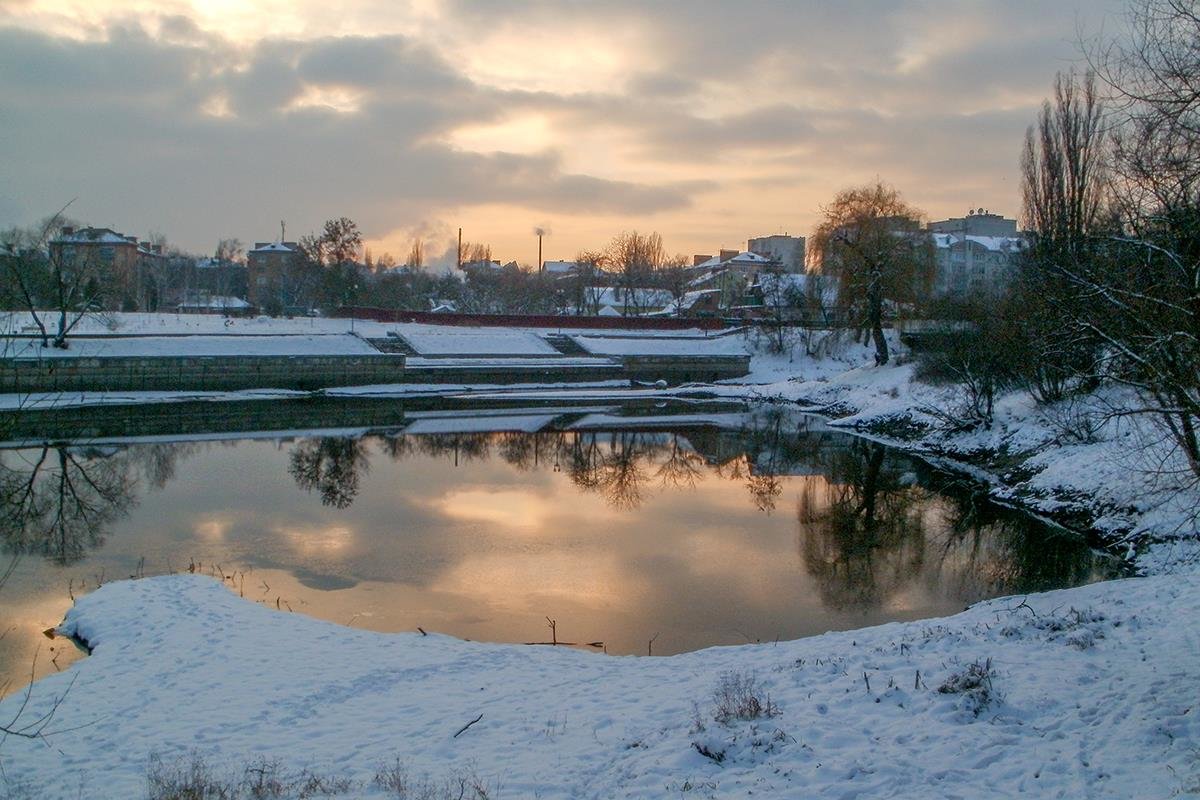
[0,396,411,443]
[0,354,407,393]
[0,351,749,393]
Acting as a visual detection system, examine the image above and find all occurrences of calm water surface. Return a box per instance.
[0,404,1122,695]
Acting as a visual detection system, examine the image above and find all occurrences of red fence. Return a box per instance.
[333,307,727,331]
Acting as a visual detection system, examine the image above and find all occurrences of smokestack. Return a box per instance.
[533,226,549,272]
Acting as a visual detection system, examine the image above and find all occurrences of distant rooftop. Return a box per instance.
[52,227,137,245]
[691,251,775,270]
[250,241,297,253]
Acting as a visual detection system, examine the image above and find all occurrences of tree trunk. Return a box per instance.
[868,272,888,365]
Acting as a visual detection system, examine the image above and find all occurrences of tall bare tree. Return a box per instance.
[1021,71,1109,248]
[1016,70,1112,403]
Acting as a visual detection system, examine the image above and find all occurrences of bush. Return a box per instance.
[373,761,497,800]
[915,297,1024,428]
[937,658,1000,716]
[711,671,780,725]
[148,753,234,800]
[147,753,354,800]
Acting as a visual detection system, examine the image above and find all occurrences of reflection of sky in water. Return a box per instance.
[0,420,1120,697]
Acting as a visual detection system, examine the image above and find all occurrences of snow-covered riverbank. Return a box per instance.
[1,573,1197,799]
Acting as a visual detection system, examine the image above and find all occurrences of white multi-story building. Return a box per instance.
[927,210,1025,297]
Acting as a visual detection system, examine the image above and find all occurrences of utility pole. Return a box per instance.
[457,227,462,270]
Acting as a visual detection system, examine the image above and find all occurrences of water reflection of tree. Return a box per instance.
[375,421,823,513]
[925,487,1107,601]
[596,432,655,510]
[289,438,370,509]
[798,441,926,610]
[655,434,705,490]
[558,431,657,510]
[721,407,817,513]
[0,446,137,565]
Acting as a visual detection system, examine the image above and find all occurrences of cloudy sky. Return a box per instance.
[0,0,1124,268]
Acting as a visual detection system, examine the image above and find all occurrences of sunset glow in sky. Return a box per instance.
[0,0,1124,267]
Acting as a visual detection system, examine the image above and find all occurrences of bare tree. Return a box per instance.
[1,210,107,349]
[605,231,668,315]
[570,249,608,315]
[916,295,1024,428]
[406,239,424,269]
[810,183,934,365]
[459,241,492,266]
[1021,71,1110,247]
[654,253,691,315]
[1015,71,1114,403]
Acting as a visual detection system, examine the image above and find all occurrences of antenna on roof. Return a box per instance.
[280,220,286,242]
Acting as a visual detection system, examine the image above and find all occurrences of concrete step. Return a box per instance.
[543,333,590,355]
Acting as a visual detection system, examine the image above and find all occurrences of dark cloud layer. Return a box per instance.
[0,1,1117,254]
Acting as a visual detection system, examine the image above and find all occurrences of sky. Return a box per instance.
[0,0,1126,269]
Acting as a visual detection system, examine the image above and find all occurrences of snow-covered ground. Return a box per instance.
[0,573,1195,799]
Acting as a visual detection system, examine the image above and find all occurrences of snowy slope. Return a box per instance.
[0,574,1195,799]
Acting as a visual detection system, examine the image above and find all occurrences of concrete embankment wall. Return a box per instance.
[0,354,407,393]
[0,350,750,393]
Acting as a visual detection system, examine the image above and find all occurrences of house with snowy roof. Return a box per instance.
[174,293,254,316]
[541,260,579,276]
[931,233,1026,296]
[689,249,780,277]
[583,286,674,317]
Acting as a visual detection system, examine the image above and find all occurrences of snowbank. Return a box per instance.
[0,574,1195,799]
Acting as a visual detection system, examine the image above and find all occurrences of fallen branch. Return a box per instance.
[453,714,483,739]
